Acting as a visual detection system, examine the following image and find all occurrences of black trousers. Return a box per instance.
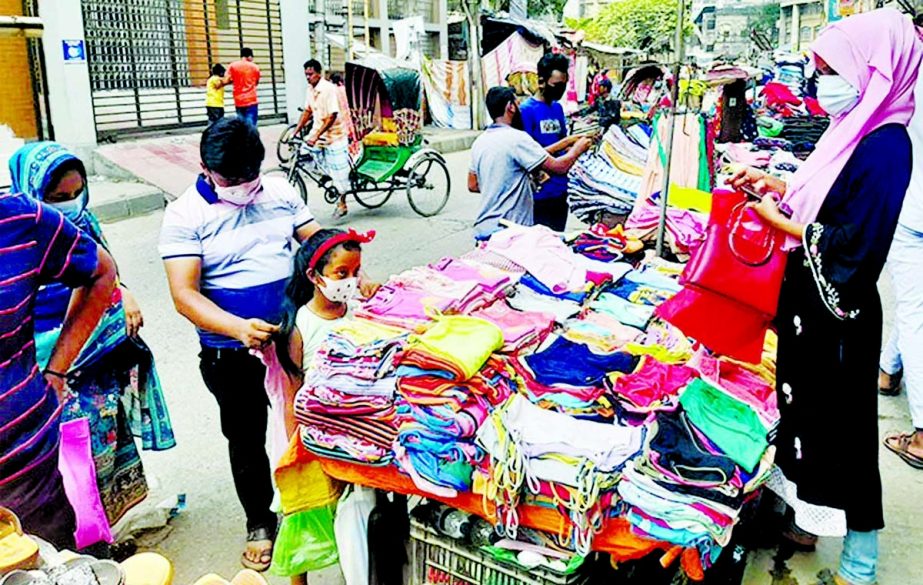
[206,107,225,124]
[533,196,569,232]
[199,346,276,533]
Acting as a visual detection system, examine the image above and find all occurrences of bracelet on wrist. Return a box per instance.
[44,368,67,380]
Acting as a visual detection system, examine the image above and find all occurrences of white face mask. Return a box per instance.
[816,75,860,118]
[316,275,358,303]
[212,175,262,206]
[50,194,87,222]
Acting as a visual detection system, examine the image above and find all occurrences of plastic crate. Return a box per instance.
[410,521,588,585]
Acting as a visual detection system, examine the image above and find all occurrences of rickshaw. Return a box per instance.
[272,54,451,217]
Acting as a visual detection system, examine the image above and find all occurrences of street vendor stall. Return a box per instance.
[287,219,777,584]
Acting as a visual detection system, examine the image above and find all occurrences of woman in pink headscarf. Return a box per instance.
[730,9,922,585]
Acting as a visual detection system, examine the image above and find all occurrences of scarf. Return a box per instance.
[783,8,923,242]
[9,141,125,370]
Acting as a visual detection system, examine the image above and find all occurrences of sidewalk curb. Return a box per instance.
[422,130,480,154]
[89,183,167,223]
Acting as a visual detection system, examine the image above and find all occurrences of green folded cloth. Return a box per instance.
[679,378,769,472]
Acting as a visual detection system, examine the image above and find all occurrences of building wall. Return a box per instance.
[0,0,39,140]
[578,0,610,18]
[779,0,825,52]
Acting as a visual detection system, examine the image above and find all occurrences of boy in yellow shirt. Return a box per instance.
[206,64,226,124]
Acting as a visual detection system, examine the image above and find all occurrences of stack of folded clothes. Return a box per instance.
[470,299,556,353]
[393,315,506,493]
[296,320,408,464]
[618,377,775,568]
[568,125,650,223]
[606,356,698,422]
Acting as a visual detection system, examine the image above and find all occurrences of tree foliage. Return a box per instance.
[750,3,780,37]
[567,0,693,51]
[481,0,567,19]
[528,0,568,18]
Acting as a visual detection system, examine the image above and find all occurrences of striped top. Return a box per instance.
[0,193,98,486]
[159,174,315,348]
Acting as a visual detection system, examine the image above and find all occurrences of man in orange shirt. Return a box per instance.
[224,48,261,126]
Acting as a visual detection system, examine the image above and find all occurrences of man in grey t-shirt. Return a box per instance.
[468,86,591,239]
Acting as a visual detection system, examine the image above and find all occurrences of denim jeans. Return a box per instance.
[880,223,923,429]
[236,104,259,127]
[839,529,878,584]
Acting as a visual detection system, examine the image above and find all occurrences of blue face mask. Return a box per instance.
[50,192,88,222]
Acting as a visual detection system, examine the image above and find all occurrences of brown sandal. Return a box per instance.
[240,527,274,572]
[879,368,902,396]
[884,432,923,469]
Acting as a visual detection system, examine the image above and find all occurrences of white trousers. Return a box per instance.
[880,223,923,429]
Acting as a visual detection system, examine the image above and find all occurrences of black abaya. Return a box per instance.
[774,123,912,532]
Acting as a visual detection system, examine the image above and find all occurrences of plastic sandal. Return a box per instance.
[879,368,902,396]
[120,553,173,585]
[883,432,923,470]
[0,508,39,573]
[229,570,268,585]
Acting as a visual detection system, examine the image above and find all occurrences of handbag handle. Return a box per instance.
[727,202,777,267]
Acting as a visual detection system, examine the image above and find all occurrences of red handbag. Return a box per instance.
[657,191,787,362]
[682,195,787,315]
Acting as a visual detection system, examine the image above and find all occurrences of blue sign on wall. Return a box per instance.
[62,40,86,63]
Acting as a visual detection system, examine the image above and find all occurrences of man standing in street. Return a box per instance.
[520,53,586,232]
[293,59,352,218]
[880,43,923,470]
[225,48,261,126]
[159,117,321,571]
[0,194,117,549]
[468,86,591,240]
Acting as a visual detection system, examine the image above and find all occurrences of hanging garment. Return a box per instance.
[480,32,544,89]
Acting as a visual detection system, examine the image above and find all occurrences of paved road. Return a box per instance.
[101,149,921,585]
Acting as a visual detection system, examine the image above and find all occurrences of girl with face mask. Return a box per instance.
[271,228,374,584]
[728,9,922,585]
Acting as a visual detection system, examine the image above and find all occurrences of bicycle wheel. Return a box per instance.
[264,166,308,204]
[406,156,450,217]
[352,185,393,209]
[276,124,300,164]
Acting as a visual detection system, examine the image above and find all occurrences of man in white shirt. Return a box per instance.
[159,117,321,570]
[293,59,352,218]
[880,55,923,470]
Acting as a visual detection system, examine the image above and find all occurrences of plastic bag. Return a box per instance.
[275,435,343,514]
[58,418,114,549]
[270,505,339,576]
[335,486,376,585]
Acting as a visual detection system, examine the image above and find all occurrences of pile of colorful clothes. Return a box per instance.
[615,361,778,566]
[393,315,509,494]
[295,321,408,464]
[294,223,779,579]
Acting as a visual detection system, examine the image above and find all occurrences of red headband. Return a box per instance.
[308,229,376,271]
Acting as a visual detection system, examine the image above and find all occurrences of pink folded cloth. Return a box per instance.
[724,143,772,168]
[471,300,555,352]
